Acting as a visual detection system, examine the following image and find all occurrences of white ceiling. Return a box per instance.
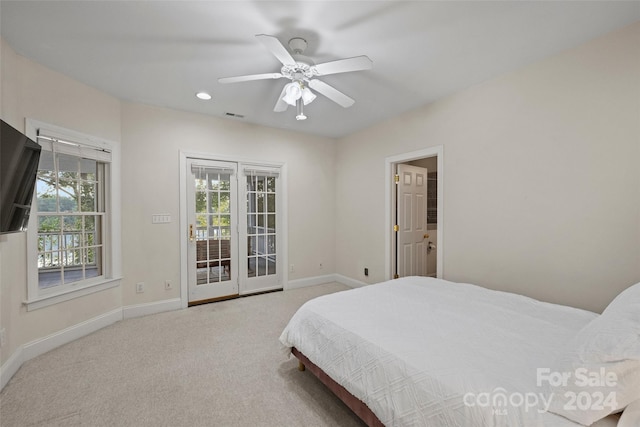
[1,1,639,139]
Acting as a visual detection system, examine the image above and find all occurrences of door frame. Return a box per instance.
[179,150,288,309]
[385,146,443,280]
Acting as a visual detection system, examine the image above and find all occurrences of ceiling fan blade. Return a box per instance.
[218,73,282,84]
[313,56,372,76]
[273,85,289,112]
[256,34,296,66]
[307,79,355,108]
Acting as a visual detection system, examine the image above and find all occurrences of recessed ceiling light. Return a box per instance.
[195,92,212,100]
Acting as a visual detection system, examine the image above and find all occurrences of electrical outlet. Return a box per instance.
[319,263,323,270]
[0,328,6,348]
[364,268,369,277]
[289,264,295,273]
[165,280,172,290]
[136,282,145,293]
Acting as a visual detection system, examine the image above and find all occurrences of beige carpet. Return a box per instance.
[0,283,366,427]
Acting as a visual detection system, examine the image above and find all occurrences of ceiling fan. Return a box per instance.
[218,34,372,120]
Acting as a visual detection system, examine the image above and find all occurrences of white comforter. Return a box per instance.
[280,277,609,427]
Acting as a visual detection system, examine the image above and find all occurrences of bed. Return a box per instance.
[280,276,640,427]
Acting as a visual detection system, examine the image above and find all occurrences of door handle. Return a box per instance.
[423,233,430,239]
[189,224,194,241]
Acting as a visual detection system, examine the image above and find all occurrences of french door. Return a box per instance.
[187,160,238,302]
[186,158,282,304]
[240,167,281,294]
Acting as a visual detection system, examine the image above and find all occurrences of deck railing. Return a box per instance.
[38,231,98,269]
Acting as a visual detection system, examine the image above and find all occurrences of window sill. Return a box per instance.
[24,277,121,311]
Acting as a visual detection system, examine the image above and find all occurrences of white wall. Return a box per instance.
[0,39,122,365]
[119,102,336,306]
[336,23,640,313]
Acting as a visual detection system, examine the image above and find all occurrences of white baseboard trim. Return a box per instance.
[3,308,122,391]
[122,298,182,319]
[22,308,123,363]
[286,273,368,290]
[1,298,184,392]
[287,274,338,290]
[1,345,24,391]
[1,307,124,390]
[335,274,367,288]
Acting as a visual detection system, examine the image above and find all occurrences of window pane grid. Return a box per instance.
[195,170,232,285]
[247,175,277,278]
[37,151,105,289]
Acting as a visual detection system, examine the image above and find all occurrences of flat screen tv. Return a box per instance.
[0,120,42,234]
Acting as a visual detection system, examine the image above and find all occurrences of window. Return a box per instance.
[36,150,105,289]
[26,121,120,310]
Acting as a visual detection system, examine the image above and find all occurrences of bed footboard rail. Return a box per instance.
[292,347,385,427]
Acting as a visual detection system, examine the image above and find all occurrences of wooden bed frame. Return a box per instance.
[292,347,384,427]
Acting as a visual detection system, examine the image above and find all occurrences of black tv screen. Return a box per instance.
[0,120,42,234]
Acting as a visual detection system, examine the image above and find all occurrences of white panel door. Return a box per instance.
[397,164,428,277]
[187,159,238,302]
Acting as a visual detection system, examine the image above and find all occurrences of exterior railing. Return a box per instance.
[38,231,98,269]
[195,226,275,257]
[195,226,232,240]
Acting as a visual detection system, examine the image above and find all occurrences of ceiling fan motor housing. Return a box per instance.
[282,37,317,81]
[281,62,315,81]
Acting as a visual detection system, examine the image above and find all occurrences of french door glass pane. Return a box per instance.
[258,257,266,276]
[220,175,230,191]
[267,194,275,212]
[267,235,276,254]
[246,173,277,279]
[195,170,232,285]
[209,193,218,212]
[266,177,276,192]
[268,256,277,275]
[219,193,230,212]
[257,193,264,212]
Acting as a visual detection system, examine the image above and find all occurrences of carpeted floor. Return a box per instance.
[0,283,367,427]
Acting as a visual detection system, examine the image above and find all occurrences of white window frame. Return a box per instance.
[25,120,122,311]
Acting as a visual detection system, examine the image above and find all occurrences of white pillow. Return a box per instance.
[545,282,640,425]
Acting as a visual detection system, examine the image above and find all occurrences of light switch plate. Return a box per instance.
[152,214,171,224]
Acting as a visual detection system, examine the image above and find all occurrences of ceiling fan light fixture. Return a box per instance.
[301,87,316,105]
[295,99,307,121]
[282,82,302,106]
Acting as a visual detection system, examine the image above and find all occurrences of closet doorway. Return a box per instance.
[180,154,286,306]
[385,146,443,280]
